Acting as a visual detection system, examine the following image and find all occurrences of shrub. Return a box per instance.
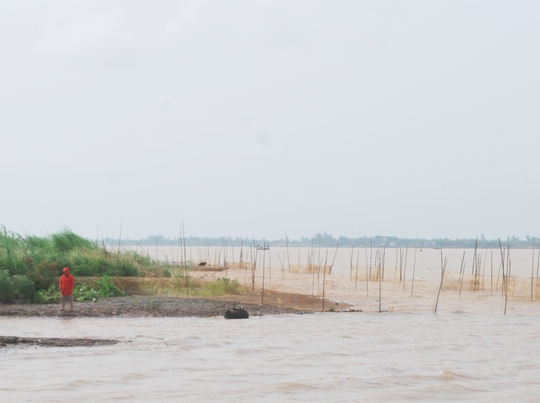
[95,275,125,297]
[73,275,126,302]
[73,284,100,302]
[27,261,61,291]
[35,285,60,304]
[12,275,36,303]
[0,271,14,303]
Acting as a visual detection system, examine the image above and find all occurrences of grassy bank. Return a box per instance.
[0,226,192,303]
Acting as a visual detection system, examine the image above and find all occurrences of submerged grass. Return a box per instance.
[136,277,247,298]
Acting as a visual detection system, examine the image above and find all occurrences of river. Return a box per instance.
[2,247,540,401]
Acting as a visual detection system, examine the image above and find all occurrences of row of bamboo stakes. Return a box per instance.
[116,232,540,314]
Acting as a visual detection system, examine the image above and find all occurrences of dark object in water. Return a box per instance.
[199,261,207,266]
[224,307,249,319]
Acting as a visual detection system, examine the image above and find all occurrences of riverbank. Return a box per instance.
[0,289,346,319]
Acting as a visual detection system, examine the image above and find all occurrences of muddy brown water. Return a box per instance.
[2,247,540,401]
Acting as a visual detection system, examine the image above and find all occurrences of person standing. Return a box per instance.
[59,267,75,310]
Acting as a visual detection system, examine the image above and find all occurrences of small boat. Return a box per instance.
[257,243,270,250]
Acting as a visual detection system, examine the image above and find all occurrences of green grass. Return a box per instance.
[0,226,244,302]
[187,278,246,297]
[0,226,177,293]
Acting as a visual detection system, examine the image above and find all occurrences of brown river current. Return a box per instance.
[2,247,540,402]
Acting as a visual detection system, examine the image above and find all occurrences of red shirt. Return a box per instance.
[59,269,75,296]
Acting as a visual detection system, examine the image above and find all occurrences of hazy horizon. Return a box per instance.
[2,1,539,241]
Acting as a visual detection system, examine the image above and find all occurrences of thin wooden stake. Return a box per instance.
[498,239,507,314]
[434,251,447,313]
[350,245,354,282]
[355,249,360,290]
[490,250,493,292]
[261,248,265,304]
[410,247,417,296]
[402,246,408,290]
[285,233,291,273]
[458,251,466,298]
[182,222,188,298]
[322,250,328,312]
[364,244,369,297]
[378,246,386,313]
[531,243,535,301]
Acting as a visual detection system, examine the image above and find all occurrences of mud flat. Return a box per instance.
[0,293,342,348]
[0,291,343,320]
[0,335,119,348]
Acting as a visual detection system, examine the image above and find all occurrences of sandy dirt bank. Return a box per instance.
[0,289,348,319]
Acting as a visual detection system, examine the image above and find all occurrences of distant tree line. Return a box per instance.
[99,233,540,249]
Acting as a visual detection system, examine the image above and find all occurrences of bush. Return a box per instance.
[27,261,61,291]
[95,275,125,297]
[12,275,36,302]
[35,285,60,304]
[73,275,126,302]
[0,271,14,303]
[73,284,100,302]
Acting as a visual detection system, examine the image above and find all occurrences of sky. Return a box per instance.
[1,0,539,241]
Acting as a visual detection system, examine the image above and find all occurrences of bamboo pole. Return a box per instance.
[537,250,540,280]
[355,249,360,290]
[402,246,408,290]
[531,243,535,301]
[458,251,466,298]
[410,247,417,296]
[498,239,507,314]
[316,238,322,295]
[350,245,354,282]
[322,250,328,312]
[285,234,291,273]
[490,251,493,292]
[434,251,447,313]
[378,246,386,313]
[310,249,315,296]
[330,242,340,271]
[394,247,401,281]
[231,242,235,270]
[268,249,272,288]
[506,246,511,303]
[277,253,285,279]
[364,244,369,297]
[261,248,265,305]
[115,223,122,278]
[310,243,315,296]
[176,226,184,270]
[251,239,257,291]
[369,240,373,282]
[182,222,189,298]
[482,248,488,287]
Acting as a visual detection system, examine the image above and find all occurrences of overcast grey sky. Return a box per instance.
[1,1,539,240]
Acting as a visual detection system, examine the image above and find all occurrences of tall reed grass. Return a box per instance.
[0,226,175,292]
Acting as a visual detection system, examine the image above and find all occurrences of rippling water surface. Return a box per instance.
[2,311,540,402]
